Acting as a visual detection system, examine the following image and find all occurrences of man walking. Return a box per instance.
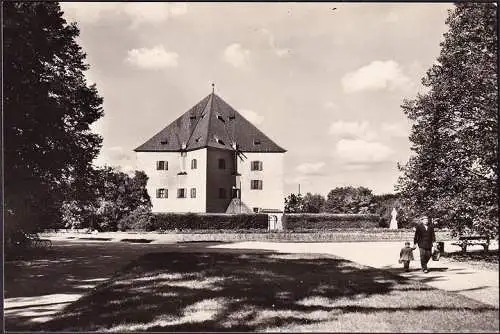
[413,215,435,273]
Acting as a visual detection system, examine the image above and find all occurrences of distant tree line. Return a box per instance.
[284,187,415,228]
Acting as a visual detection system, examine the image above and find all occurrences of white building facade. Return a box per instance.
[135,92,286,214]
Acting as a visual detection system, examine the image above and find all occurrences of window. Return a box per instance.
[218,158,226,169]
[251,180,263,190]
[156,161,168,170]
[253,139,261,145]
[219,188,227,199]
[190,188,196,198]
[156,188,168,198]
[191,159,197,169]
[251,161,263,171]
[177,188,186,198]
[253,207,260,213]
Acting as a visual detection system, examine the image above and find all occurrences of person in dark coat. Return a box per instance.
[399,241,416,271]
[413,215,436,273]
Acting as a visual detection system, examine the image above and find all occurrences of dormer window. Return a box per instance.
[189,115,197,120]
[229,115,236,120]
[160,139,168,145]
[214,135,225,146]
[253,139,261,145]
[216,113,225,123]
[195,136,201,143]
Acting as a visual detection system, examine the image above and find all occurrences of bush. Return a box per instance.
[284,213,380,231]
[118,206,153,231]
[150,213,268,231]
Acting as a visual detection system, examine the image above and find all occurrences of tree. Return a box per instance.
[324,186,376,214]
[396,3,498,238]
[284,193,304,213]
[4,2,104,233]
[302,193,326,213]
[94,167,151,231]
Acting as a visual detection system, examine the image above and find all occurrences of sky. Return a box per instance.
[60,2,453,196]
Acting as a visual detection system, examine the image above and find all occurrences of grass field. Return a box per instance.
[34,248,498,332]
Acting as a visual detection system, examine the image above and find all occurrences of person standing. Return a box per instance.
[413,215,435,273]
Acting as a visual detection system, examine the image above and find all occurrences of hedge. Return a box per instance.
[285,213,381,231]
[150,213,268,231]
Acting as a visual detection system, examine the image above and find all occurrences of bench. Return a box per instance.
[452,236,490,253]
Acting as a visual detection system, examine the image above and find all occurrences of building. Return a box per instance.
[135,89,286,214]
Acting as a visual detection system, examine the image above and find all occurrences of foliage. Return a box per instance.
[117,206,153,231]
[94,167,152,231]
[324,186,376,214]
[302,193,326,213]
[285,213,380,231]
[396,3,498,238]
[284,193,304,213]
[150,214,269,231]
[4,2,104,233]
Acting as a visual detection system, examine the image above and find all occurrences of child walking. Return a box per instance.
[399,241,415,271]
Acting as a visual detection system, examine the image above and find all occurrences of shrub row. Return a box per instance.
[285,213,381,231]
[150,213,268,231]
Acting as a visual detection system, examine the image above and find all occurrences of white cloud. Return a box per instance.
[381,122,410,138]
[126,45,179,69]
[334,139,394,164]
[223,43,250,68]
[260,28,291,58]
[61,2,188,28]
[341,60,411,93]
[284,175,311,186]
[324,101,338,110]
[239,109,264,125]
[296,162,326,175]
[329,121,378,141]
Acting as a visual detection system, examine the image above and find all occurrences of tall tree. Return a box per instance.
[302,193,326,213]
[4,2,104,232]
[324,186,375,214]
[396,3,498,238]
[284,193,304,213]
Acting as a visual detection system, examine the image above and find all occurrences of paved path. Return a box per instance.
[211,241,499,308]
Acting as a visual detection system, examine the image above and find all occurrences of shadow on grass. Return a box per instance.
[443,249,499,263]
[32,248,498,332]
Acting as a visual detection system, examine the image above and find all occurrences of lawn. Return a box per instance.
[443,249,499,271]
[34,247,498,332]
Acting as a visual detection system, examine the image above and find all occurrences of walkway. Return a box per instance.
[211,241,499,307]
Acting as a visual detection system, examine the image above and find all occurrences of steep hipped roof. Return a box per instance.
[135,93,286,153]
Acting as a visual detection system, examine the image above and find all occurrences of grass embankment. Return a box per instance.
[38,249,498,332]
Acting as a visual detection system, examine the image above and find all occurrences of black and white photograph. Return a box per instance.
[3,1,499,332]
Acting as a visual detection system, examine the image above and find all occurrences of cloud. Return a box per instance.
[223,43,250,68]
[108,146,132,163]
[239,109,264,125]
[334,139,394,165]
[341,60,411,93]
[260,28,291,58]
[329,121,378,141]
[126,45,179,69]
[381,122,410,138]
[296,162,326,175]
[324,101,338,110]
[284,175,311,185]
[61,2,187,28]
